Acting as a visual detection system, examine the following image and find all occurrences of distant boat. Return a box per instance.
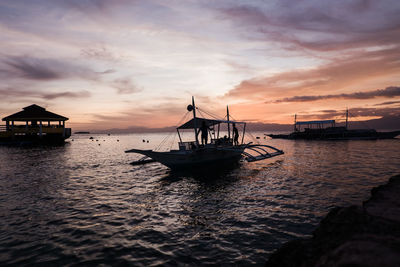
[126,97,284,170]
[268,110,400,140]
[75,131,90,134]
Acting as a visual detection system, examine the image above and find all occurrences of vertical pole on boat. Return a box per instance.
[192,96,199,146]
[227,106,230,140]
[177,128,182,143]
[241,123,246,145]
[345,108,349,129]
[294,114,297,132]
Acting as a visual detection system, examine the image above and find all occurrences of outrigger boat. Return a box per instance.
[125,97,284,170]
[268,110,400,140]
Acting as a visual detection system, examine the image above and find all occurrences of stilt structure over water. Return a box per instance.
[0,104,71,145]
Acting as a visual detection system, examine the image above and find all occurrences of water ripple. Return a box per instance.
[0,134,399,265]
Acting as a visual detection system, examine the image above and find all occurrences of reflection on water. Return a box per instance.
[0,133,399,265]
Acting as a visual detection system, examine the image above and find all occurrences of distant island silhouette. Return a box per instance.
[87,115,400,134]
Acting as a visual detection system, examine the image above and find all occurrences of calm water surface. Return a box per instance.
[0,133,399,266]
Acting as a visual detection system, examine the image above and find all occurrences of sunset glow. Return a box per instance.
[1,0,399,131]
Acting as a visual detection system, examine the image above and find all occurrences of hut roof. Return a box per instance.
[2,104,68,121]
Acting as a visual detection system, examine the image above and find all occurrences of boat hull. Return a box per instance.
[126,146,245,170]
[268,129,400,140]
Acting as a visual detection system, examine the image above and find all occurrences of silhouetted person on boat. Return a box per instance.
[233,123,239,146]
[198,121,210,145]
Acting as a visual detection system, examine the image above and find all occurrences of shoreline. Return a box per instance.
[266,174,400,267]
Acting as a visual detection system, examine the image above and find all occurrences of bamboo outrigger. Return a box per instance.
[126,97,284,170]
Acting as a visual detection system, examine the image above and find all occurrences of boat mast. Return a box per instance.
[192,96,199,145]
[294,114,297,132]
[345,108,349,129]
[227,106,230,140]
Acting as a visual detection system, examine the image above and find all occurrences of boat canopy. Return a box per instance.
[177,117,245,129]
[296,120,335,125]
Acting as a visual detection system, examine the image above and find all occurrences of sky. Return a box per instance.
[0,0,399,131]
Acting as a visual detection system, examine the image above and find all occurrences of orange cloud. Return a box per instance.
[227,47,400,101]
[272,86,400,103]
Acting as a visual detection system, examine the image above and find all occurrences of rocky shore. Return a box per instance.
[266,174,400,267]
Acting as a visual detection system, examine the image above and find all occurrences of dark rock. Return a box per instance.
[266,174,400,267]
[364,175,400,223]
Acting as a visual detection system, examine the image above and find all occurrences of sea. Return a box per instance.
[0,132,399,266]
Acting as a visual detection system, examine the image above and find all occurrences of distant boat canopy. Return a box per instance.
[294,120,336,131]
[295,120,335,126]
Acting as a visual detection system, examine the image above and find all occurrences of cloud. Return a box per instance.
[42,91,91,100]
[226,45,400,100]
[271,86,400,103]
[112,78,141,94]
[66,0,135,14]
[0,56,100,81]
[224,59,258,74]
[85,100,187,129]
[97,69,116,74]
[221,1,400,102]
[3,57,63,80]
[374,100,400,106]
[80,45,120,62]
[220,5,270,27]
[347,107,400,118]
[0,88,91,100]
[218,1,400,52]
[294,106,400,121]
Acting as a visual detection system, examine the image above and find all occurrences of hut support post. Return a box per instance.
[11,121,14,139]
[6,121,9,131]
[39,121,42,137]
